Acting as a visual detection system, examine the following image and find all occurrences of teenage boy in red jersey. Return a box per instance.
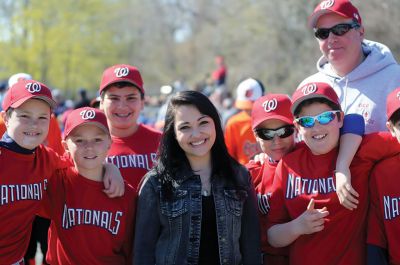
[43,107,135,265]
[99,64,161,191]
[367,87,400,265]
[0,80,123,265]
[267,82,400,265]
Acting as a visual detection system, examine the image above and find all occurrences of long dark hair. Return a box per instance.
[155,90,239,196]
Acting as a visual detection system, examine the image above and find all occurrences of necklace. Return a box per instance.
[202,189,210,196]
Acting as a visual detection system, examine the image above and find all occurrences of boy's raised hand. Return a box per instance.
[335,169,359,210]
[294,199,329,236]
[103,163,125,198]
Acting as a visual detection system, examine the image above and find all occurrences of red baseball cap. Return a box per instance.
[308,0,362,28]
[63,107,109,139]
[291,82,340,114]
[386,87,400,121]
[2,79,56,111]
[99,64,144,95]
[251,94,294,130]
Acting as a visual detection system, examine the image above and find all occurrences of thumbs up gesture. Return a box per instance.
[294,198,329,236]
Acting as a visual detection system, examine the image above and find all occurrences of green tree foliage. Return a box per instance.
[0,0,399,96]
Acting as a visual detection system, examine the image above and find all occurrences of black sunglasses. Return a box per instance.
[255,125,295,141]
[314,22,360,40]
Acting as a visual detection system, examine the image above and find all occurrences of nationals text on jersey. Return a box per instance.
[62,204,122,235]
[383,195,400,220]
[0,180,48,205]
[286,174,336,199]
[106,153,157,170]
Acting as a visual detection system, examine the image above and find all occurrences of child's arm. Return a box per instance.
[335,114,364,210]
[267,199,329,247]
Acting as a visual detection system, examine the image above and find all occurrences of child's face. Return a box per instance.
[295,102,343,155]
[63,124,111,174]
[254,119,295,161]
[100,85,144,134]
[2,99,51,149]
[387,120,400,143]
[174,104,216,164]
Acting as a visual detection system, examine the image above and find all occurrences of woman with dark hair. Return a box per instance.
[134,90,261,265]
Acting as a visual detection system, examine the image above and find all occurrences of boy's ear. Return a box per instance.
[386,121,396,137]
[338,111,344,128]
[1,110,9,127]
[62,140,69,153]
[293,120,301,131]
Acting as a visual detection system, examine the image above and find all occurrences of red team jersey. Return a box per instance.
[44,167,136,265]
[0,145,68,264]
[267,132,400,265]
[247,160,289,265]
[367,155,400,265]
[106,124,161,191]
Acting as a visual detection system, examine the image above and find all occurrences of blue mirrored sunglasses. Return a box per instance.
[295,111,340,128]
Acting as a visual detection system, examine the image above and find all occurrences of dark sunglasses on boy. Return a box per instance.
[314,22,360,40]
[255,125,295,141]
[295,110,341,128]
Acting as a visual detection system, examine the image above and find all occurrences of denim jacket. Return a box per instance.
[134,164,261,265]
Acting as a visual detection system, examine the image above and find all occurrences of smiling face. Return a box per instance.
[295,102,343,155]
[100,85,144,138]
[316,12,364,76]
[3,98,51,149]
[63,124,111,179]
[254,119,296,161]
[173,105,216,166]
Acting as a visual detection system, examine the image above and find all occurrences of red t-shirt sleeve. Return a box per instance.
[266,161,291,228]
[246,160,263,188]
[367,166,387,249]
[357,132,400,163]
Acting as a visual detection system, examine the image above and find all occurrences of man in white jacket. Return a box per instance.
[299,0,400,133]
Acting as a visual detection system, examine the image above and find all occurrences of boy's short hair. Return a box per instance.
[63,107,109,139]
[251,93,294,130]
[386,87,400,123]
[2,79,56,111]
[291,82,341,116]
[100,81,144,100]
[99,64,144,98]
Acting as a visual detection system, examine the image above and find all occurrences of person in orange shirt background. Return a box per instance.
[224,78,264,164]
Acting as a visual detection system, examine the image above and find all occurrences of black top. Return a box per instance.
[199,195,220,265]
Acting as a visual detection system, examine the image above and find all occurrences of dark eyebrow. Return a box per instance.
[177,115,209,126]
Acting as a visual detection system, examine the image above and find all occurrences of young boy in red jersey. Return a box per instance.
[367,87,400,265]
[267,82,400,265]
[99,64,162,191]
[0,80,123,265]
[246,94,295,265]
[43,107,135,265]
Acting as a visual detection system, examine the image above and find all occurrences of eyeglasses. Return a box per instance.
[255,125,295,141]
[314,22,360,40]
[295,111,340,128]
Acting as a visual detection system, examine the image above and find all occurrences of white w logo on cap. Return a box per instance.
[80,109,96,120]
[320,0,335,9]
[396,92,400,100]
[262,99,278,112]
[301,84,317,95]
[25,82,42,93]
[114,67,129,78]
